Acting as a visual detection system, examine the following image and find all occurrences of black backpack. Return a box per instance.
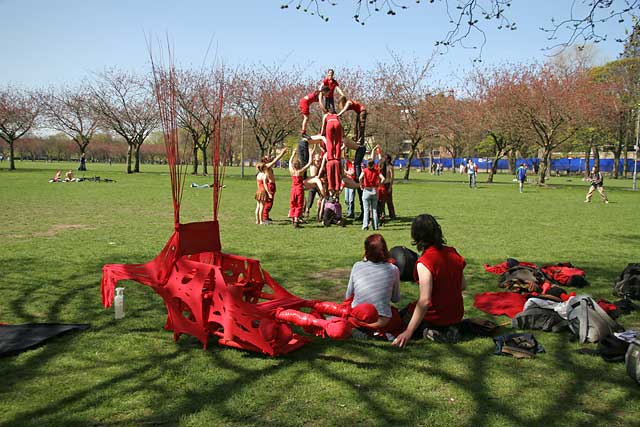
[613,263,640,300]
[597,334,630,363]
[390,246,418,282]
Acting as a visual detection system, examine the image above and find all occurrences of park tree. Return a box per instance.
[91,68,158,173]
[591,56,640,177]
[469,66,532,182]
[231,65,302,157]
[621,20,640,59]
[374,52,436,180]
[39,84,100,158]
[506,64,589,184]
[0,86,40,170]
[176,67,225,175]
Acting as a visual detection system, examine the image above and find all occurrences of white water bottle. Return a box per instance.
[114,287,125,319]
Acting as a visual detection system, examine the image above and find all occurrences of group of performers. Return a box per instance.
[255,69,396,228]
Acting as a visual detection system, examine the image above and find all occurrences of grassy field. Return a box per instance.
[1,160,639,427]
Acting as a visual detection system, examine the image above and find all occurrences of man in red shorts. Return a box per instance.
[299,86,330,136]
[318,69,345,113]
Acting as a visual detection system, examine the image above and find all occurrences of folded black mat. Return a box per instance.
[0,323,89,357]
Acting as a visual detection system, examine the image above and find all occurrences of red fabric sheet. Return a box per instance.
[473,292,528,318]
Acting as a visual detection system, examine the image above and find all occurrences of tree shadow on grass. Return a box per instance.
[2,252,640,426]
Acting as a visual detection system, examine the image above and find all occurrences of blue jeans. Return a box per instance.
[362,188,378,230]
[345,188,355,216]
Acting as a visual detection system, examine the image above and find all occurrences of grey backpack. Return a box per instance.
[566,295,621,343]
[626,340,640,385]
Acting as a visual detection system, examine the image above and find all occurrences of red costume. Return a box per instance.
[361,167,380,189]
[322,78,339,99]
[346,100,365,114]
[288,176,305,219]
[298,91,319,116]
[263,181,276,221]
[325,113,343,191]
[255,177,268,202]
[409,246,466,326]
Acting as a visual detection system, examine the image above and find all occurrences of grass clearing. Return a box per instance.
[1,161,639,427]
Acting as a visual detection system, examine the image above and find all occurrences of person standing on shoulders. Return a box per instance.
[319,69,345,113]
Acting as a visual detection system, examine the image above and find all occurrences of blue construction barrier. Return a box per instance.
[392,157,637,173]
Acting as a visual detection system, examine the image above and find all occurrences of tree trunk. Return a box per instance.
[545,151,552,178]
[487,151,502,183]
[201,146,208,175]
[539,148,551,184]
[134,145,141,173]
[593,146,600,171]
[584,145,591,178]
[403,149,416,180]
[9,140,16,170]
[192,144,199,175]
[507,151,515,174]
[428,151,434,174]
[126,144,133,174]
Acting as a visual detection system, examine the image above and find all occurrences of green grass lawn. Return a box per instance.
[1,160,639,427]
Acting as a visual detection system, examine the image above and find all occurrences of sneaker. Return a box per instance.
[605,200,609,204]
[423,328,444,342]
[584,200,590,203]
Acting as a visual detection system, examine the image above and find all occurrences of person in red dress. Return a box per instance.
[288,146,315,228]
[299,86,330,136]
[392,214,467,347]
[337,96,367,145]
[320,111,344,198]
[261,147,288,224]
[254,162,270,225]
[318,69,345,113]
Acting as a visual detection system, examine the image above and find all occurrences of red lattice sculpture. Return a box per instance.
[100,48,377,356]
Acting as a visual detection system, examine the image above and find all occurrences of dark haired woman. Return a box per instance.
[345,234,401,336]
[392,214,467,348]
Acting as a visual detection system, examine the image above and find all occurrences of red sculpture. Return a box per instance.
[100,51,377,356]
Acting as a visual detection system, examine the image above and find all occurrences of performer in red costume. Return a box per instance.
[288,146,315,228]
[337,96,367,144]
[393,214,467,347]
[255,162,270,225]
[320,111,344,198]
[261,147,288,224]
[299,86,330,136]
[318,69,345,113]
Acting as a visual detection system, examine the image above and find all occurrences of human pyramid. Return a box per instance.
[255,69,396,229]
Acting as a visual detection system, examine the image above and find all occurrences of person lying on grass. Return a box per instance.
[392,214,467,348]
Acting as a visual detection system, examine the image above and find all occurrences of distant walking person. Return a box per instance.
[466,159,476,189]
[516,163,527,193]
[585,166,609,204]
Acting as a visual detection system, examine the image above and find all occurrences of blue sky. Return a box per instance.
[0,0,632,88]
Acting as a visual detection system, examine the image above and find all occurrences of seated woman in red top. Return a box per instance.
[392,214,467,348]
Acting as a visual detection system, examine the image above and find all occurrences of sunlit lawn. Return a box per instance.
[1,160,639,427]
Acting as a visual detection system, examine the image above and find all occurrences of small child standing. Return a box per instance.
[289,147,314,228]
[255,163,270,225]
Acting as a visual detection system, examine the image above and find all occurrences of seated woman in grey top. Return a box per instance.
[346,233,401,332]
